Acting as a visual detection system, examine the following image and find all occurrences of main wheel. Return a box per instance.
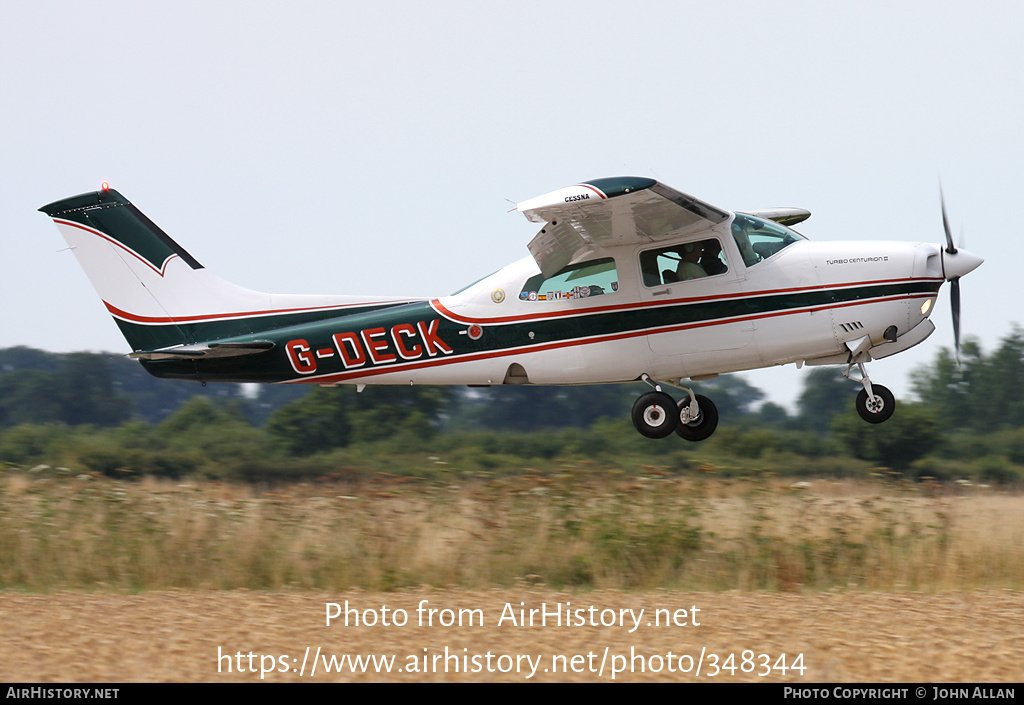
[676,394,719,441]
[631,391,678,438]
[856,384,895,424]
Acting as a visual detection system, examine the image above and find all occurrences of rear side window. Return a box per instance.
[519,258,618,302]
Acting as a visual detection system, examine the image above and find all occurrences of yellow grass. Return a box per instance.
[4,469,1024,681]
[2,468,1023,593]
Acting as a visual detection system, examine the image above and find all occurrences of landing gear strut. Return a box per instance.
[631,375,719,441]
[844,361,895,424]
[676,394,719,441]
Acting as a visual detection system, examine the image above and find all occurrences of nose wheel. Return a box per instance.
[855,385,895,423]
[845,361,896,424]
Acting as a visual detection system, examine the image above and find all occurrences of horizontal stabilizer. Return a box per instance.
[129,341,275,361]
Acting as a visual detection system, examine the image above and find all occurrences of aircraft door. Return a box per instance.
[637,237,759,377]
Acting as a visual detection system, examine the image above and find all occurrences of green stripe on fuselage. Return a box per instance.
[131,301,417,377]
[139,280,942,384]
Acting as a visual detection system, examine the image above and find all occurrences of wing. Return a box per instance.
[516,176,730,277]
[740,208,811,227]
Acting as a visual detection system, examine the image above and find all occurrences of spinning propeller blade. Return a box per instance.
[941,187,956,255]
[950,277,962,362]
[942,189,961,360]
[938,190,982,364]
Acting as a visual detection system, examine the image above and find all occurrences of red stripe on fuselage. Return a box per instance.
[103,299,417,325]
[430,277,943,326]
[293,290,936,386]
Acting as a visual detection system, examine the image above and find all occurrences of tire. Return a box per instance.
[675,394,719,441]
[631,391,678,438]
[856,384,895,424]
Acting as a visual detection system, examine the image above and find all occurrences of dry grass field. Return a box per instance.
[2,468,1023,681]
[2,589,1022,682]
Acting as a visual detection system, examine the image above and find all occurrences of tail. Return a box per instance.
[39,187,415,355]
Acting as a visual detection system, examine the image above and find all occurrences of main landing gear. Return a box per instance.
[844,361,895,424]
[631,375,719,441]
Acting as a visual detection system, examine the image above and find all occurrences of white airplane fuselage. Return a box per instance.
[356,237,945,388]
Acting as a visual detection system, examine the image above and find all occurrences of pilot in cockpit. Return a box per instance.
[675,242,707,280]
[700,239,728,276]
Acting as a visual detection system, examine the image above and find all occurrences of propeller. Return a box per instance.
[939,188,983,364]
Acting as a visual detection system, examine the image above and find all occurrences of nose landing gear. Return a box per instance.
[632,375,720,441]
[845,361,895,424]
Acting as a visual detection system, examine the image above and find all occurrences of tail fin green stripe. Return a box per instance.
[39,189,203,271]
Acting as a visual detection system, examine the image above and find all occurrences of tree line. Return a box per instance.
[1,326,1022,483]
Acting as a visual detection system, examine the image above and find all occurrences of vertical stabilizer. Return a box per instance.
[39,188,419,352]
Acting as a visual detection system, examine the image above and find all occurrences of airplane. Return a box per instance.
[39,177,983,441]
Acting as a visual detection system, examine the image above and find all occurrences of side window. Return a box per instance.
[520,257,618,302]
[639,239,728,287]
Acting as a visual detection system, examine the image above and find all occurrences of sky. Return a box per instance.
[3,1,1021,412]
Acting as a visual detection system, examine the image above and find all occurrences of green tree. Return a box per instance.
[156,397,277,476]
[832,401,941,473]
[694,375,766,420]
[266,388,351,456]
[0,352,129,428]
[107,354,255,424]
[911,326,1024,433]
[754,401,792,428]
[0,346,62,372]
[795,367,857,432]
[266,385,452,455]
[449,384,638,432]
[59,354,131,426]
[348,385,450,444]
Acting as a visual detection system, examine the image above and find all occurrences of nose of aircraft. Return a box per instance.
[942,248,984,281]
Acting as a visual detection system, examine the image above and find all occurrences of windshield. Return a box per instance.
[731,213,806,267]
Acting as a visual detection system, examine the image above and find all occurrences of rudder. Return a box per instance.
[40,187,236,351]
[40,186,421,355]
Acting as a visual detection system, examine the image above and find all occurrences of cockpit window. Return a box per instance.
[640,238,728,287]
[520,257,617,302]
[731,213,806,267]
